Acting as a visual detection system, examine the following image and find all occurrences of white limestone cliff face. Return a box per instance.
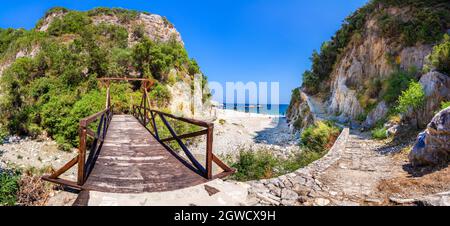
[167,70,213,119]
[286,91,315,131]
[327,15,432,122]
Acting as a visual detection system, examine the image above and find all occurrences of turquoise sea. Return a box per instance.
[222,104,290,116]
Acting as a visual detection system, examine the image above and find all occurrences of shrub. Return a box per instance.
[441,101,450,110]
[47,11,91,36]
[230,149,280,181]
[280,150,325,173]
[149,83,171,108]
[188,59,200,75]
[228,121,341,181]
[0,170,20,206]
[357,79,382,113]
[396,81,425,129]
[229,144,337,182]
[301,70,320,94]
[424,34,450,75]
[40,94,78,147]
[381,70,415,105]
[44,7,68,17]
[131,24,145,40]
[94,23,129,48]
[356,113,368,123]
[0,28,25,56]
[396,81,425,114]
[107,48,133,76]
[300,121,341,153]
[377,6,447,46]
[88,7,140,23]
[378,12,402,38]
[372,127,388,140]
[0,126,8,144]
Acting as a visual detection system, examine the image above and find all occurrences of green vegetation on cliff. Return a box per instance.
[301,0,449,95]
[424,34,450,75]
[0,7,207,149]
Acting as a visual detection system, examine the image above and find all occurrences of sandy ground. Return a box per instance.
[190,109,300,158]
[0,138,79,206]
[0,138,75,171]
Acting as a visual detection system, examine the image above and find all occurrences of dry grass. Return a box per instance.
[377,165,450,200]
[16,173,53,206]
[16,167,57,206]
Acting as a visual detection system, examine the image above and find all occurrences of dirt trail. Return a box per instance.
[310,130,449,206]
[314,131,404,205]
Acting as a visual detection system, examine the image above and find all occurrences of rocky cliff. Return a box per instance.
[288,0,450,131]
[0,7,211,119]
[0,7,212,147]
[36,8,184,45]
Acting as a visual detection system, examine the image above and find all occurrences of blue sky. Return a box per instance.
[0,0,368,104]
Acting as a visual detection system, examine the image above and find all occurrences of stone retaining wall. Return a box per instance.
[246,128,350,206]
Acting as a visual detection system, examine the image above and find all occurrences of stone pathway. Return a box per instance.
[246,129,408,206]
[314,131,403,205]
[76,179,253,206]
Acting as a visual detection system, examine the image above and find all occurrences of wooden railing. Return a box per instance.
[132,105,235,179]
[42,106,113,188]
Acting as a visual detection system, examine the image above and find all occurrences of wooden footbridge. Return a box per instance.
[42,78,234,193]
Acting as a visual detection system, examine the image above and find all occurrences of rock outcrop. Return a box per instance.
[167,72,213,118]
[409,107,450,167]
[327,16,432,121]
[286,90,315,131]
[416,72,450,128]
[37,9,183,46]
[90,13,183,46]
[363,101,388,128]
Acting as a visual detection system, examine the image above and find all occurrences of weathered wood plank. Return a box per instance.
[82,115,208,193]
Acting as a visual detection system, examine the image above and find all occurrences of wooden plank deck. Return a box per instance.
[82,115,208,193]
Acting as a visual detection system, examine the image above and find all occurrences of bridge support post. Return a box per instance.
[105,81,111,109]
[77,128,87,186]
[206,125,214,179]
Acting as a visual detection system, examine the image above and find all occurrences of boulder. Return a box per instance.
[417,71,450,128]
[363,101,388,128]
[409,107,450,166]
[417,192,450,206]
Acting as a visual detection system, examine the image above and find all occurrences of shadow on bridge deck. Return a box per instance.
[82,115,208,194]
